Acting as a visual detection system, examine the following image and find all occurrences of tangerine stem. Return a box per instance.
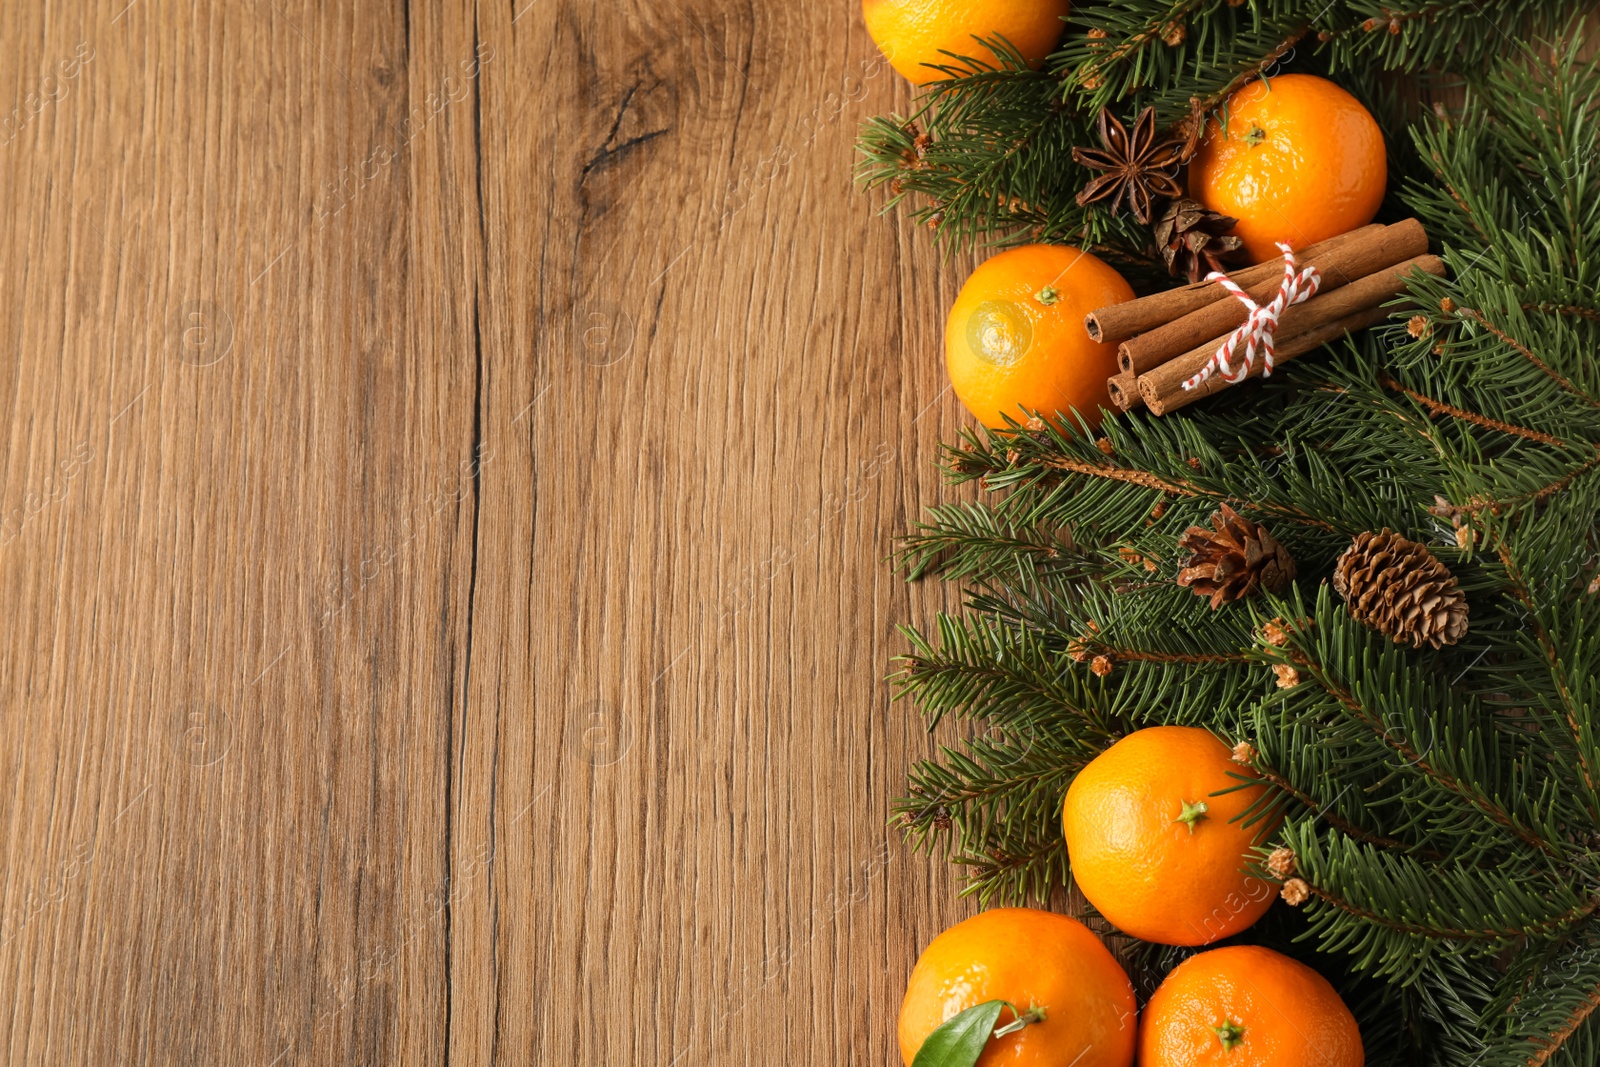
[991,1003,1048,1038]
[1214,1019,1246,1051]
[1175,799,1209,832]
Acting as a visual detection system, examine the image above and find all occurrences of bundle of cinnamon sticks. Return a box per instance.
[1090,219,1443,416]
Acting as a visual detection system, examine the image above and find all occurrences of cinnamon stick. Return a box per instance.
[1107,370,1142,412]
[1118,219,1429,375]
[1144,307,1390,415]
[1085,223,1382,344]
[1137,253,1445,415]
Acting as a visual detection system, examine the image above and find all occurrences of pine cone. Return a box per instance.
[1176,504,1296,609]
[1333,530,1469,649]
[1154,198,1246,283]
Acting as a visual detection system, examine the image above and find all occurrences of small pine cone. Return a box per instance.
[1273,663,1301,689]
[1090,655,1114,677]
[1097,437,1115,455]
[1280,878,1311,905]
[1153,198,1246,283]
[1261,618,1290,647]
[1333,530,1469,649]
[1231,741,1257,765]
[1266,847,1297,879]
[1177,504,1296,609]
[1406,315,1431,339]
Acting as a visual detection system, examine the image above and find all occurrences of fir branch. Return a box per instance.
[1038,453,1199,496]
[1281,827,1595,984]
[1072,641,1248,667]
[1036,452,1340,530]
[898,501,1113,584]
[1491,540,1600,808]
[1324,0,1570,74]
[1255,764,1444,859]
[952,836,1071,906]
[1380,374,1569,447]
[1522,302,1600,323]
[1178,22,1312,128]
[1291,634,1563,859]
[1297,876,1598,942]
[1461,448,1600,516]
[1452,304,1600,409]
[1526,985,1600,1067]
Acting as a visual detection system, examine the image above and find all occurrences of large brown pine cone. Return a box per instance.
[1177,504,1296,609]
[1332,530,1468,649]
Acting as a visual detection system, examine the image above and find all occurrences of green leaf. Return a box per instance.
[911,1000,1006,1067]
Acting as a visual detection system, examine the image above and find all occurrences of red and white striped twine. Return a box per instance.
[1182,242,1321,392]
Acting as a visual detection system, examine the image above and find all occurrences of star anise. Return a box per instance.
[1072,106,1185,224]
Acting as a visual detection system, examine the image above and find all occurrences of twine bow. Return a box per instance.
[1182,242,1320,391]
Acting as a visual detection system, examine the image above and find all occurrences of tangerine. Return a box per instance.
[1139,945,1364,1067]
[864,0,1072,85]
[1187,73,1387,263]
[898,907,1136,1067]
[1061,726,1277,946]
[945,245,1132,430]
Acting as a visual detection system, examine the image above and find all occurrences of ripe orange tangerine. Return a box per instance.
[945,245,1132,430]
[863,0,1072,85]
[898,907,1136,1067]
[1139,945,1364,1067]
[1061,726,1278,946]
[1188,73,1387,263]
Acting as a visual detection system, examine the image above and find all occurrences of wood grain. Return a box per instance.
[0,2,985,1063]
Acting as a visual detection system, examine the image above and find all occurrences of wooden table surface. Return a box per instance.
[0,3,984,1063]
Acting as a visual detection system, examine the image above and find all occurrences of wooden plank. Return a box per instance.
[0,1,978,1063]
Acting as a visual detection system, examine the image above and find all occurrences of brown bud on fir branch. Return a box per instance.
[1267,847,1298,879]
